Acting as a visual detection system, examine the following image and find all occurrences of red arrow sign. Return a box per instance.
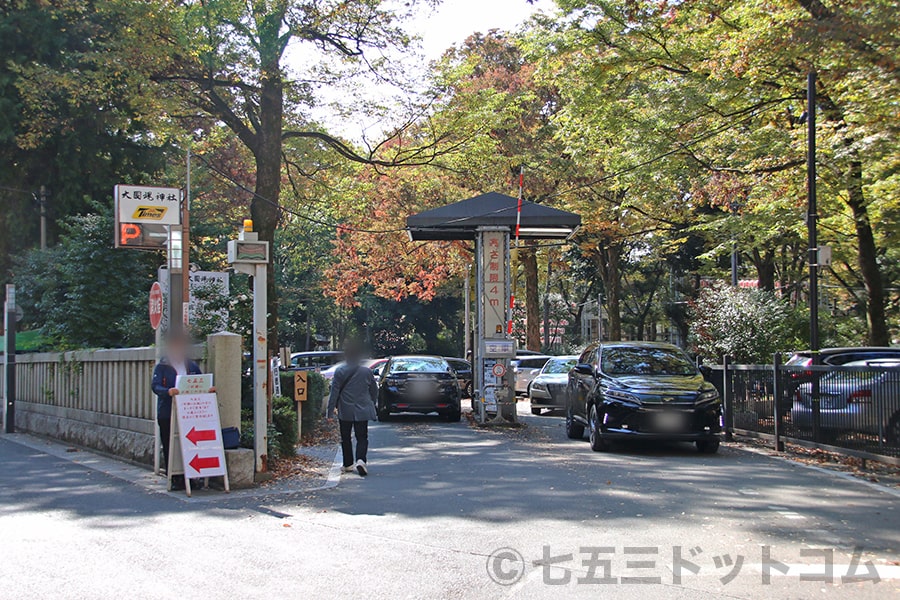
[188,454,221,473]
[185,426,217,446]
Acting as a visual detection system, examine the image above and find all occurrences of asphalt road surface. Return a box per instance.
[1,403,898,599]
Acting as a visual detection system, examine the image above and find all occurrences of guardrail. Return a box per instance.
[709,356,900,467]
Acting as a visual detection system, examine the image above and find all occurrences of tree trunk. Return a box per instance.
[752,248,776,292]
[598,244,622,341]
[523,248,541,351]
[846,159,889,345]
[250,58,284,354]
[542,251,552,349]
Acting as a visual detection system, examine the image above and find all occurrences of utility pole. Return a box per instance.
[730,245,739,287]
[4,285,16,433]
[182,149,191,330]
[807,70,819,354]
[807,70,822,443]
[39,185,48,250]
[464,265,471,359]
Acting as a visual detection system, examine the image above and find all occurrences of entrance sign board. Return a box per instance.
[176,373,213,395]
[294,371,308,402]
[115,185,182,226]
[172,391,227,481]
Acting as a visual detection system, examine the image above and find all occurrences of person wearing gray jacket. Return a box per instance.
[326,342,378,476]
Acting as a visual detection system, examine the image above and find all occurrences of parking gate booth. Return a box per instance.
[407,192,580,424]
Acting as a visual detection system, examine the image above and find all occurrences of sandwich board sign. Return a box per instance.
[169,377,229,496]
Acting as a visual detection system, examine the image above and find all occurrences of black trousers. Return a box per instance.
[339,420,369,467]
[158,418,171,471]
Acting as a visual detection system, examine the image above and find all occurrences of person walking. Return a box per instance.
[327,342,378,476]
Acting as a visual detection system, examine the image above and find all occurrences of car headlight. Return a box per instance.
[605,389,641,405]
[696,389,720,405]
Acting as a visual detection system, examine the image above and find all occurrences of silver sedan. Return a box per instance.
[792,359,900,444]
[528,356,579,415]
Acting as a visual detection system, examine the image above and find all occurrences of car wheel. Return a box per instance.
[565,403,584,440]
[886,412,900,446]
[531,407,542,416]
[588,405,609,452]
[466,381,474,398]
[445,406,462,422]
[696,439,720,454]
[377,402,391,421]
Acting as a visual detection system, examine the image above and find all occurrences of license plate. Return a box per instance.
[654,411,685,431]
[410,381,434,395]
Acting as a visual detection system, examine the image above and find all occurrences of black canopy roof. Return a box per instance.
[406,192,581,241]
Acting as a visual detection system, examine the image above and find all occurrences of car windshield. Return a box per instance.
[601,347,697,376]
[389,358,449,374]
[544,358,577,374]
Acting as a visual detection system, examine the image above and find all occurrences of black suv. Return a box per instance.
[566,342,723,453]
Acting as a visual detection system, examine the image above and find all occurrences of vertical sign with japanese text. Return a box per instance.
[477,228,512,414]
[481,230,508,336]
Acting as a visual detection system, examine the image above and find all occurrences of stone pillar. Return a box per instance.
[206,332,242,430]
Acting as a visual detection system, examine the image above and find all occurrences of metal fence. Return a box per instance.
[710,357,900,466]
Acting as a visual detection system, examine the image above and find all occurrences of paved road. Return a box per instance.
[1,404,898,599]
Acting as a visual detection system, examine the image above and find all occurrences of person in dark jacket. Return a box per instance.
[327,341,378,476]
[151,332,211,478]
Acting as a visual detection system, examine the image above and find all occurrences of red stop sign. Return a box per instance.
[149,282,163,330]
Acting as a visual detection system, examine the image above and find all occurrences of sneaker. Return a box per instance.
[356,459,368,477]
[341,465,355,474]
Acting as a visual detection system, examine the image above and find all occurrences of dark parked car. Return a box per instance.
[566,342,723,453]
[378,356,462,421]
[529,355,578,414]
[444,357,473,398]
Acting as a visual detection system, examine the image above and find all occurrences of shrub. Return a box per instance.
[240,400,297,460]
[271,395,298,458]
[688,282,804,364]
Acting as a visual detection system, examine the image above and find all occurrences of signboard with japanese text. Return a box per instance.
[480,230,508,336]
[175,373,213,395]
[294,371,308,402]
[476,228,513,417]
[172,391,226,479]
[157,269,229,332]
[115,185,182,226]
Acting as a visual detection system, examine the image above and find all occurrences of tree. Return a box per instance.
[14,0,452,351]
[1,1,167,280]
[535,0,900,344]
[14,211,157,349]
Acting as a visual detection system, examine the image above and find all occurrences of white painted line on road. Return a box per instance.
[768,506,806,520]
